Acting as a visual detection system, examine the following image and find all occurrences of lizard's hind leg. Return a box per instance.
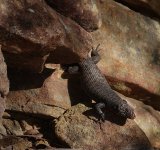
[91,44,101,64]
[95,102,106,121]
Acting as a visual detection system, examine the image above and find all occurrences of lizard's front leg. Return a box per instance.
[67,65,79,74]
[61,64,80,74]
[91,44,101,64]
[95,102,106,121]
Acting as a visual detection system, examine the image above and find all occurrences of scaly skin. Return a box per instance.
[66,45,136,121]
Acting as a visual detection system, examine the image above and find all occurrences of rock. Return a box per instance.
[0,45,9,118]
[0,0,92,73]
[0,121,7,138]
[46,0,102,32]
[91,0,160,108]
[118,92,160,149]
[0,45,9,97]
[0,136,32,150]
[115,0,160,18]
[6,63,89,118]
[54,104,152,150]
[0,97,5,119]
[35,139,51,149]
[6,139,32,150]
[2,119,23,136]
[6,66,70,118]
[0,115,53,149]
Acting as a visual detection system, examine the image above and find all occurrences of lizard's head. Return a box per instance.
[117,100,136,119]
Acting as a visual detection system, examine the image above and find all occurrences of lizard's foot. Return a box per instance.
[95,102,106,122]
[91,44,100,57]
[91,44,101,64]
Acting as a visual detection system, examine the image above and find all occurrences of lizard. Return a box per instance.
[64,45,136,121]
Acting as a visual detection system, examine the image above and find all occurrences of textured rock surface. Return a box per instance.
[0,45,9,118]
[91,0,160,108]
[0,97,5,119]
[1,0,160,149]
[6,66,68,118]
[6,63,160,149]
[0,0,92,72]
[55,104,152,150]
[46,0,102,32]
[0,137,32,150]
[117,92,160,149]
[0,119,31,149]
[2,119,23,136]
[0,116,53,149]
[0,46,9,97]
[5,63,88,118]
[115,0,160,18]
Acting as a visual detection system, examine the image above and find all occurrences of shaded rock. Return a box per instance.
[0,45,9,97]
[2,119,23,136]
[0,115,54,149]
[0,45,9,118]
[0,136,32,150]
[0,97,5,119]
[91,0,160,108]
[118,92,160,149]
[6,138,32,150]
[46,0,102,32]
[0,107,62,149]
[6,66,70,118]
[0,0,92,72]
[55,104,152,150]
[0,121,7,138]
[6,63,89,118]
[115,0,160,18]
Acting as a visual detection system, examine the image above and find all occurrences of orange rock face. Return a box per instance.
[0,46,9,118]
[46,0,102,32]
[0,0,92,72]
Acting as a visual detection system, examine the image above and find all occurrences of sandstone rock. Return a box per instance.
[46,0,102,32]
[0,121,7,138]
[6,62,89,118]
[0,45,9,118]
[115,0,160,18]
[117,92,160,149]
[0,136,32,150]
[6,139,32,150]
[4,62,160,149]
[54,104,152,150]
[6,66,69,118]
[0,116,51,149]
[0,97,5,119]
[0,45,9,97]
[0,0,92,72]
[2,119,23,136]
[91,0,160,108]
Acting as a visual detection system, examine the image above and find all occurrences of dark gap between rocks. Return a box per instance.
[2,111,67,148]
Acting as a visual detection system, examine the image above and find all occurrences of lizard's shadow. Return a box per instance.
[61,71,127,126]
[8,67,55,91]
[83,108,127,126]
[61,72,92,106]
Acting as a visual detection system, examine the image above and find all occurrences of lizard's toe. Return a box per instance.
[99,112,105,122]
